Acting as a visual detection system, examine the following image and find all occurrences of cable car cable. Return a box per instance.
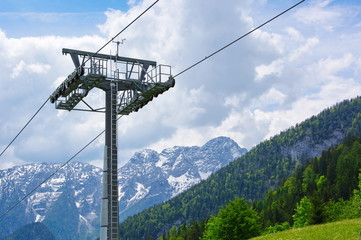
[83,0,159,65]
[0,0,304,221]
[0,0,159,159]
[174,0,305,78]
[0,0,159,220]
[0,129,105,220]
[0,97,50,158]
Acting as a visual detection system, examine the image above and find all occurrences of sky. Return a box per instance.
[0,0,361,169]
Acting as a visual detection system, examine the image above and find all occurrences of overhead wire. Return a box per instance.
[174,0,305,78]
[83,0,159,65]
[0,0,305,221]
[0,0,160,159]
[0,129,105,220]
[0,113,124,220]
[0,0,159,220]
[0,97,50,158]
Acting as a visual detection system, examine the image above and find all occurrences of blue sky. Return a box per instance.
[0,0,130,37]
[0,0,128,12]
[0,0,361,169]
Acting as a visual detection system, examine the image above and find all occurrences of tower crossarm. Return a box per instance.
[62,48,157,69]
[49,47,175,240]
[50,49,175,114]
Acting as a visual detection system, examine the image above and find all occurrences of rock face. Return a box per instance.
[1,222,56,240]
[118,136,247,222]
[0,162,102,240]
[0,136,246,239]
[280,130,345,162]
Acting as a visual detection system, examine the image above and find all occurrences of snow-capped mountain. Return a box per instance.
[0,162,102,240]
[0,136,246,239]
[118,136,247,221]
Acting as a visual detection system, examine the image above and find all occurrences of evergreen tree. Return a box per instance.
[202,198,261,240]
[292,196,315,228]
[43,189,79,240]
[120,97,361,239]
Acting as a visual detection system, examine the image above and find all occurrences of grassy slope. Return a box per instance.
[251,218,361,240]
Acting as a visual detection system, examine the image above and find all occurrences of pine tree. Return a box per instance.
[292,196,315,228]
[202,198,261,240]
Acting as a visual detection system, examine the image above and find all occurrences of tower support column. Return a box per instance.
[50,48,174,240]
[101,83,119,240]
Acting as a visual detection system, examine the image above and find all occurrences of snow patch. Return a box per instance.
[44,175,66,192]
[199,171,211,180]
[30,191,62,222]
[168,173,200,197]
[79,214,96,232]
[127,182,150,205]
[156,155,168,168]
[35,214,45,222]
[85,211,98,221]
[231,147,241,159]
[74,188,84,197]
[119,188,125,200]
[172,155,184,171]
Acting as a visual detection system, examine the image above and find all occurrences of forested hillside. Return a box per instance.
[258,135,361,227]
[1,222,56,240]
[159,134,361,239]
[119,97,361,239]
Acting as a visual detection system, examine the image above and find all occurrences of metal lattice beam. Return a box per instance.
[50,49,174,240]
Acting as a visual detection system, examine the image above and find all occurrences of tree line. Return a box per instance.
[119,97,361,239]
[159,135,361,239]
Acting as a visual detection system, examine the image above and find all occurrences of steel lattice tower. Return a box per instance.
[50,48,174,240]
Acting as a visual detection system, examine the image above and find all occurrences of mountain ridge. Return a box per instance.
[119,96,361,239]
[0,136,245,239]
[118,136,247,221]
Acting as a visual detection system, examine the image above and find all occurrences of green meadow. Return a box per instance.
[252,218,361,240]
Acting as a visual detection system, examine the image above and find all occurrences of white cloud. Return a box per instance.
[288,37,319,61]
[285,27,304,41]
[255,59,284,82]
[252,88,287,110]
[148,127,210,153]
[0,30,108,168]
[255,35,319,75]
[88,158,103,169]
[127,0,138,7]
[1,0,361,169]
[309,53,355,81]
[0,146,26,169]
[252,29,284,54]
[11,60,51,78]
[294,0,342,26]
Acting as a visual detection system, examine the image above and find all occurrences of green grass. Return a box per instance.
[251,218,361,240]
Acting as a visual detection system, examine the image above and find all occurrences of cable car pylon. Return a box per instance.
[50,48,175,240]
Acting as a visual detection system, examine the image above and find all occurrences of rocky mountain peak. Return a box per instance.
[129,149,160,164]
[0,136,246,239]
[117,137,247,221]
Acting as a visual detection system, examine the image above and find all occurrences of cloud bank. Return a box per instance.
[0,0,361,169]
